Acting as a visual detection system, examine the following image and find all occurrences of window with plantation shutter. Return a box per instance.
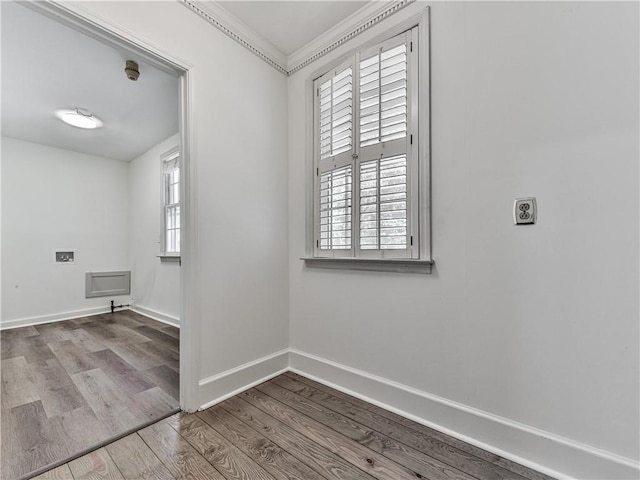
[162,148,180,256]
[310,17,431,270]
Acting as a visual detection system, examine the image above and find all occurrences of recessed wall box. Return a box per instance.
[55,250,75,263]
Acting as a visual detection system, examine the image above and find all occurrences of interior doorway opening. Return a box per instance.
[1,2,193,478]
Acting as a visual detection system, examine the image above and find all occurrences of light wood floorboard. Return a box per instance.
[67,448,124,480]
[23,374,556,480]
[1,311,180,480]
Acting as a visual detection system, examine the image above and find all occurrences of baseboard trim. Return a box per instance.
[129,305,180,328]
[0,306,113,330]
[198,349,289,410]
[289,349,640,480]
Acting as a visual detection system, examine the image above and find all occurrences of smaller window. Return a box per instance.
[162,148,180,256]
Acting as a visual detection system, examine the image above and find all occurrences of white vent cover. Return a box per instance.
[85,271,131,298]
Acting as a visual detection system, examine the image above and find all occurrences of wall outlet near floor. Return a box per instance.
[514,197,536,225]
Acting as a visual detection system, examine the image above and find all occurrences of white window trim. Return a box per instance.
[161,146,181,259]
[302,8,432,274]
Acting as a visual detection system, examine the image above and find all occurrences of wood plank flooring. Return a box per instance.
[30,372,555,480]
[1,311,180,480]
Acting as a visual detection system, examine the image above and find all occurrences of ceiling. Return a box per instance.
[1,1,179,162]
[216,1,369,56]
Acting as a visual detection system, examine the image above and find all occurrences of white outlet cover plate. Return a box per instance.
[514,197,536,224]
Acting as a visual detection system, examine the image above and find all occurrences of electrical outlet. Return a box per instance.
[514,197,536,225]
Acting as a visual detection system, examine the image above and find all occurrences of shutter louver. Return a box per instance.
[360,155,407,250]
[320,166,352,250]
[320,67,353,161]
[359,43,407,148]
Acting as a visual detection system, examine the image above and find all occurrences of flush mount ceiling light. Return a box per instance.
[55,108,103,129]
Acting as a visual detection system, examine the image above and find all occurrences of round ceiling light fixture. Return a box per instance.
[55,108,103,129]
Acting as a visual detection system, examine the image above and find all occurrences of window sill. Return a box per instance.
[158,255,181,264]
[301,257,433,274]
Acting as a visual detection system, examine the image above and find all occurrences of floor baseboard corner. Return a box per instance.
[130,305,180,328]
[198,349,290,410]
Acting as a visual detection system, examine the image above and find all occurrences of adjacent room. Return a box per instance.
[1,1,638,480]
[1,2,181,478]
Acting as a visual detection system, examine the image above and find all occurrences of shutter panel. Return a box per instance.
[315,61,355,255]
[319,166,352,250]
[359,42,407,148]
[359,155,407,250]
[356,32,412,257]
[319,66,353,161]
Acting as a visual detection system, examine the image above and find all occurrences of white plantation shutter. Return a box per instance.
[315,60,356,257]
[314,27,420,260]
[319,166,352,250]
[359,43,408,148]
[319,66,353,161]
[360,155,408,250]
[356,30,414,258]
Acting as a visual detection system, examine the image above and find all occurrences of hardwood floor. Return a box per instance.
[30,372,555,480]
[1,311,180,480]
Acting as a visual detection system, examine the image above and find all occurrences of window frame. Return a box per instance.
[161,146,181,258]
[304,8,432,273]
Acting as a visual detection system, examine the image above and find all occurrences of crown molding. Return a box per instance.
[180,0,413,77]
[286,0,412,74]
[181,0,288,74]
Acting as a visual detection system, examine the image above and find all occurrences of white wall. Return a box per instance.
[69,1,290,407]
[1,132,183,328]
[128,134,180,324]
[288,2,639,479]
[1,137,130,326]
